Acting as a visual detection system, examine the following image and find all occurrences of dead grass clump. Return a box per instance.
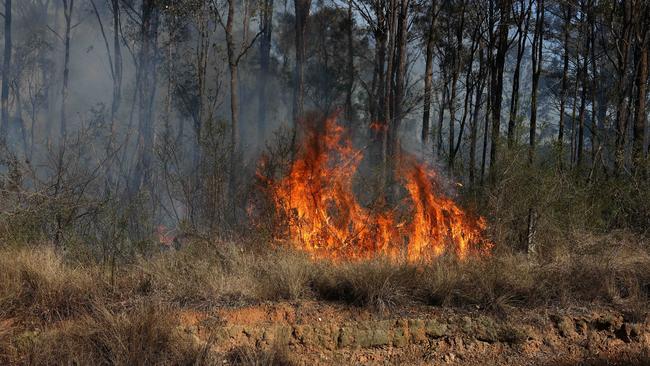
[532,233,650,307]
[135,243,316,306]
[414,236,650,311]
[23,303,202,366]
[138,249,230,306]
[312,258,418,312]
[251,249,314,301]
[135,241,269,306]
[0,247,101,322]
[415,254,539,310]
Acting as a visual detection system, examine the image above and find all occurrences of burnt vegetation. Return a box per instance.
[0,0,649,364]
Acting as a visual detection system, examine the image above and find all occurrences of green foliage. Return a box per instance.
[470,149,650,256]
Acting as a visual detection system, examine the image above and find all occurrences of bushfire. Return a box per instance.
[258,116,492,262]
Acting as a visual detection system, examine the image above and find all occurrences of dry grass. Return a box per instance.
[0,232,649,363]
[10,303,204,365]
[1,234,649,315]
[0,247,102,322]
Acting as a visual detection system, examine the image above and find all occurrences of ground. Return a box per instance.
[175,301,650,365]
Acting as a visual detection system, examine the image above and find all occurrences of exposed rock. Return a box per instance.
[425,319,448,338]
[474,315,499,343]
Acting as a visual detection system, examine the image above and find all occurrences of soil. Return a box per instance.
[178,301,650,365]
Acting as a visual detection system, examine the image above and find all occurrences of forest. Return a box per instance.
[0,0,649,365]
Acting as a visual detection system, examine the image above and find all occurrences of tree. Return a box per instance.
[528,0,544,163]
[344,0,354,125]
[131,0,159,195]
[293,0,311,124]
[557,2,572,165]
[59,0,73,140]
[421,1,437,144]
[507,0,532,149]
[1,0,11,144]
[632,1,649,173]
[257,0,273,139]
[489,0,511,181]
[212,0,261,216]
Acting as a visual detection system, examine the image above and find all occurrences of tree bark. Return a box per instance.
[391,0,409,139]
[614,2,633,173]
[257,0,273,140]
[292,0,311,124]
[1,0,11,144]
[558,3,571,164]
[111,0,122,132]
[344,0,354,125]
[489,0,511,181]
[507,0,531,148]
[60,0,73,140]
[421,1,436,144]
[132,0,159,194]
[223,0,240,216]
[528,0,544,163]
[470,48,486,185]
[447,3,466,170]
[633,13,649,172]
[577,6,589,168]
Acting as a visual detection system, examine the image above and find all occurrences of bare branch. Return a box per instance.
[236,30,263,64]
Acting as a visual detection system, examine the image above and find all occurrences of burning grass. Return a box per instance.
[257,116,492,262]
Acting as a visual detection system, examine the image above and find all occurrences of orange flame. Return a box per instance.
[260,116,492,262]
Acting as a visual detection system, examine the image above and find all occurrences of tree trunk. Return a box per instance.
[344,0,354,125]
[489,0,511,181]
[470,48,486,185]
[382,0,397,169]
[614,2,633,173]
[558,3,571,164]
[589,4,598,165]
[481,79,491,185]
[392,0,409,137]
[257,0,273,140]
[60,0,73,140]
[452,19,478,170]
[111,0,122,131]
[1,0,11,143]
[436,78,447,157]
[292,0,311,124]
[132,0,159,194]
[577,7,589,168]
[528,0,544,163]
[507,0,531,148]
[633,24,649,171]
[421,1,437,144]
[223,0,240,216]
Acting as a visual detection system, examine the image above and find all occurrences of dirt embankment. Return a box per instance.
[176,301,650,365]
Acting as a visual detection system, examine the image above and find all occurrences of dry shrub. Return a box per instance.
[312,258,418,312]
[137,246,235,306]
[136,243,314,305]
[413,233,650,311]
[251,249,314,301]
[414,254,538,310]
[21,303,202,366]
[0,247,101,322]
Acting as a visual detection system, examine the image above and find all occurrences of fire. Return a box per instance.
[259,116,492,262]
